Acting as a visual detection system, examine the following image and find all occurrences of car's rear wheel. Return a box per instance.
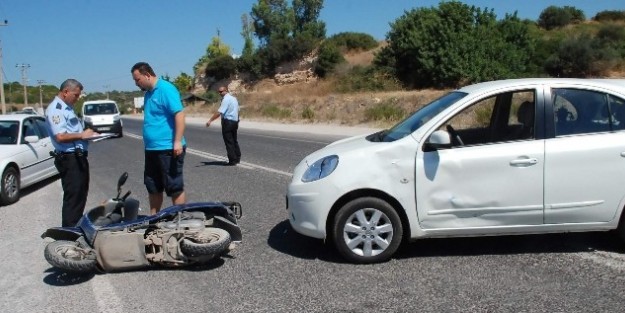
[331,197,403,264]
[0,166,20,205]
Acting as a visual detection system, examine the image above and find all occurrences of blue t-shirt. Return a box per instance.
[45,96,88,153]
[143,79,186,150]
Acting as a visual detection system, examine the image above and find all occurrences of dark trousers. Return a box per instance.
[221,118,241,163]
[54,154,90,227]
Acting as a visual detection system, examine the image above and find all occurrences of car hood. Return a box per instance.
[301,131,416,165]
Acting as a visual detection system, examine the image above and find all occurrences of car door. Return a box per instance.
[18,117,53,185]
[544,87,625,224]
[416,88,545,230]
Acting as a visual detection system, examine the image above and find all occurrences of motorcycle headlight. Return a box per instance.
[301,155,339,183]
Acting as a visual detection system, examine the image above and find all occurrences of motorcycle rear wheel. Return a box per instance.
[180,228,231,257]
[44,240,97,273]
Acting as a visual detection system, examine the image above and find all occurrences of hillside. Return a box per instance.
[185,47,447,128]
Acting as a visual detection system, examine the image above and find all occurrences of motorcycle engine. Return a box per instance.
[158,211,206,230]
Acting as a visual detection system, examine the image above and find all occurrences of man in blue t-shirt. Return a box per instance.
[131,62,187,214]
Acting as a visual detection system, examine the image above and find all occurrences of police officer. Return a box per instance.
[45,79,98,227]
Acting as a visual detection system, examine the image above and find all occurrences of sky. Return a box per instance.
[0,0,623,93]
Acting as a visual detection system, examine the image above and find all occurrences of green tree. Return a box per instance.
[251,0,293,45]
[173,73,193,94]
[375,1,535,88]
[194,36,232,72]
[241,13,255,58]
[205,54,237,80]
[250,0,325,76]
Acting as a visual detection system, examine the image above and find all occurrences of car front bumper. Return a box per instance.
[84,120,122,134]
[286,181,338,239]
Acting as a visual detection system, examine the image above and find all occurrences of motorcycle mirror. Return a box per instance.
[117,172,129,198]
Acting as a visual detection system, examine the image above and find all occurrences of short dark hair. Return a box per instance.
[131,62,156,77]
[59,79,83,92]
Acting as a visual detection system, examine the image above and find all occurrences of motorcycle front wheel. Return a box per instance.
[180,228,231,257]
[44,240,97,273]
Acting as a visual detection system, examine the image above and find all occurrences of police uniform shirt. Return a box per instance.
[218,93,239,122]
[45,96,88,153]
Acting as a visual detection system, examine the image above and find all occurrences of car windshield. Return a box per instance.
[85,103,118,115]
[367,91,467,142]
[0,121,19,144]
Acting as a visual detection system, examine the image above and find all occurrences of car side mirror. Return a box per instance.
[24,135,40,144]
[423,130,451,152]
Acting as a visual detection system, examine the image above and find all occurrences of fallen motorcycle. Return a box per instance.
[41,172,242,273]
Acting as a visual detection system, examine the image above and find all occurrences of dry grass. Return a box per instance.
[186,78,448,128]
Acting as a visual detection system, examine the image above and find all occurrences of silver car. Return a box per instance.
[287,78,625,263]
[0,114,58,205]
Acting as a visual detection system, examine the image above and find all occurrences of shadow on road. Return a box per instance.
[0,175,60,208]
[267,220,346,263]
[42,257,227,286]
[395,231,625,259]
[196,161,231,167]
[269,220,625,262]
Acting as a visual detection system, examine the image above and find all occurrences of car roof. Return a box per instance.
[0,114,42,121]
[457,78,625,94]
[83,100,117,104]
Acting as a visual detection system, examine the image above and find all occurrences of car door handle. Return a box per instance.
[621,152,625,157]
[510,158,538,166]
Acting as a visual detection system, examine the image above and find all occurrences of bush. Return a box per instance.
[326,32,378,52]
[262,104,292,119]
[593,10,625,22]
[314,42,344,78]
[364,100,405,122]
[301,106,315,120]
[202,90,221,104]
[334,66,401,93]
[538,6,585,30]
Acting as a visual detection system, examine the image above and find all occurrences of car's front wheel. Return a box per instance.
[0,166,20,205]
[331,197,403,264]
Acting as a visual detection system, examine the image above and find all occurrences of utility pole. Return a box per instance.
[37,79,45,113]
[16,63,30,106]
[103,84,110,99]
[0,20,8,114]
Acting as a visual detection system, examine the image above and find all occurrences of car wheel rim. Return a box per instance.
[342,208,394,257]
[3,172,17,199]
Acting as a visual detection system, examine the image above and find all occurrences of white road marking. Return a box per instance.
[124,133,292,177]
[91,276,125,313]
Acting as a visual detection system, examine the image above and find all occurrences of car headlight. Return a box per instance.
[113,114,120,121]
[301,155,339,183]
[83,116,92,123]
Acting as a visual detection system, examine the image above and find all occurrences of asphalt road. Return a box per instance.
[1,117,625,313]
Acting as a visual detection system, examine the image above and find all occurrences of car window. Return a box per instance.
[34,117,49,138]
[21,119,39,142]
[552,88,622,136]
[436,90,535,147]
[0,121,19,144]
[372,91,467,142]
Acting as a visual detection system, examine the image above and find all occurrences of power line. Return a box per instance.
[16,63,30,106]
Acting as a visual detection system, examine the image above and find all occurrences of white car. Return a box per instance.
[0,114,58,205]
[286,78,625,263]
